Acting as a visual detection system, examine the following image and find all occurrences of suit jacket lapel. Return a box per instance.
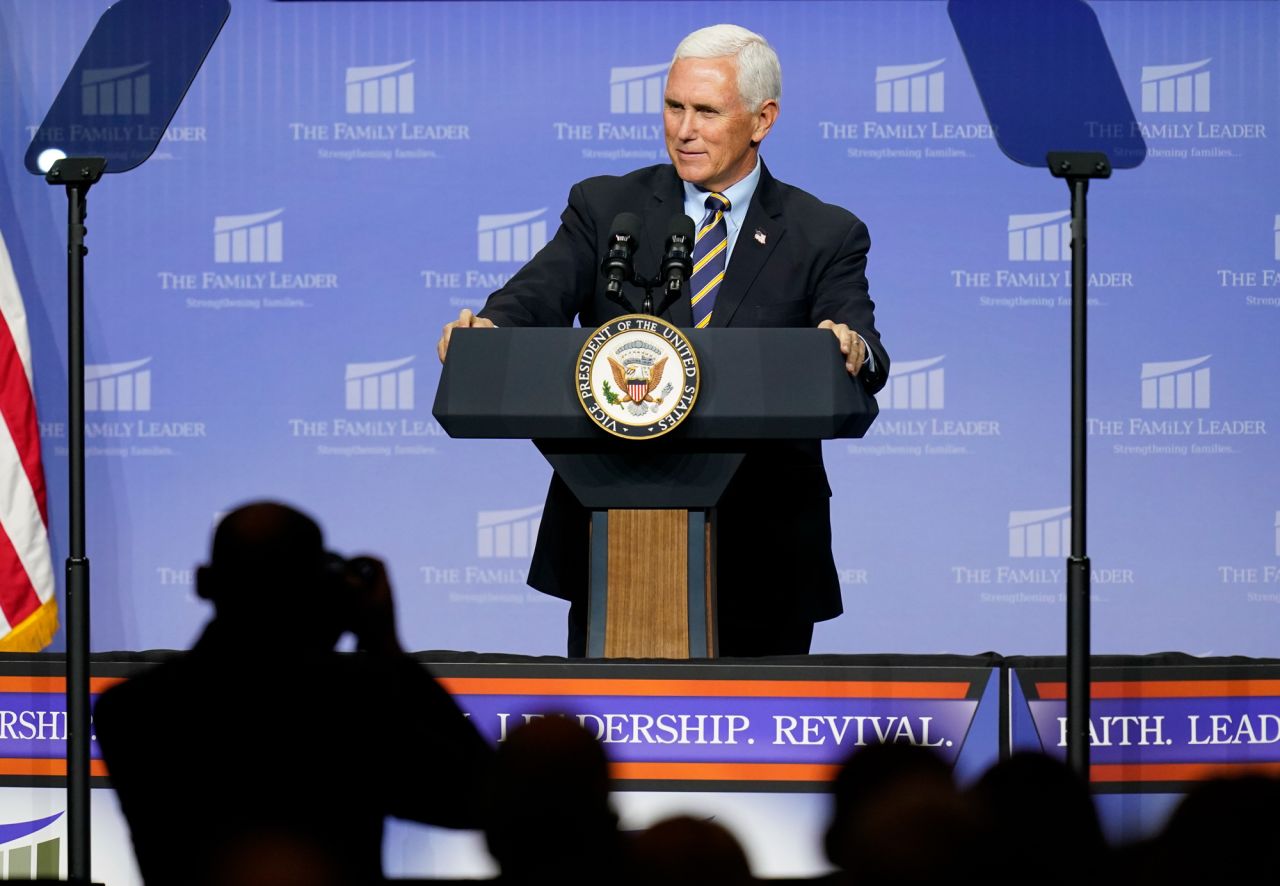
[710,162,785,328]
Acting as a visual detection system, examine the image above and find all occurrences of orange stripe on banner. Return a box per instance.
[436,677,970,699]
[0,758,109,777]
[1036,680,1280,699]
[0,676,125,694]
[1091,762,1280,783]
[611,761,840,782]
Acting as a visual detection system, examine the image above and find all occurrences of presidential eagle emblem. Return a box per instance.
[576,315,700,440]
[608,353,667,406]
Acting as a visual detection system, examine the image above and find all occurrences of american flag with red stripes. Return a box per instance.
[0,232,57,650]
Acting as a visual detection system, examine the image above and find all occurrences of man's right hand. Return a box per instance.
[342,555,402,656]
[437,308,495,362]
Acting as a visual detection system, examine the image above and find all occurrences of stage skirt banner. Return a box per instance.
[1009,658,1280,838]
[0,657,1000,791]
[1011,662,1280,788]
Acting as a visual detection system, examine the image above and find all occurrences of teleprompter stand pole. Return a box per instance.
[47,156,106,886]
[1048,150,1109,781]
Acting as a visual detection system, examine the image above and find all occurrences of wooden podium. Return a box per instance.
[433,327,877,659]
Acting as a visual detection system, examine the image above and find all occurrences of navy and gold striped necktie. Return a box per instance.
[690,192,730,328]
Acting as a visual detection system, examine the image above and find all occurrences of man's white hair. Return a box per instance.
[671,24,781,113]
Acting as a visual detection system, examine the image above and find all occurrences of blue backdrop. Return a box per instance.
[1,0,1276,657]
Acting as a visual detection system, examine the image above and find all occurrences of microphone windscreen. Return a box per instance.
[611,212,642,240]
[666,213,695,240]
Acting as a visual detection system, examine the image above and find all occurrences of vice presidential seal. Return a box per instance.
[576,314,700,440]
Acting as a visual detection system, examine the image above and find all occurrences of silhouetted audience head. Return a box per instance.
[823,742,950,867]
[631,815,753,886]
[485,716,622,883]
[195,501,347,651]
[969,752,1106,884]
[1142,774,1280,883]
[824,742,984,885]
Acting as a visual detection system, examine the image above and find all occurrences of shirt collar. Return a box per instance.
[681,155,762,218]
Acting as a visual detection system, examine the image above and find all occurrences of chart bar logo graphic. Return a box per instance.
[609,64,668,114]
[1140,60,1210,113]
[875,60,944,113]
[1009,507,1071,558]
[0,812,64,879]
[81,63,150,116]
[345,61,415,114]
[214,210,284,264]
[345,357,415,411]
[1140,357,1210,410]
[84,358,152,412]
[876,357,945,410]
[477,210,548,262]
[1008,211,1071,262]
[477,506,543,558]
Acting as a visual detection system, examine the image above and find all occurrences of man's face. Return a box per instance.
[664,56,777,193]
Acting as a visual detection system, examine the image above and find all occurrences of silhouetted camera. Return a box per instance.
[323,552,378,597]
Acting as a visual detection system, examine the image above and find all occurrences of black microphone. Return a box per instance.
[600,213,640,300]
[655,214,695,316]
[661,214,695,294]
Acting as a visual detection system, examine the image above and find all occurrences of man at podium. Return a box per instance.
[437,24,889,656]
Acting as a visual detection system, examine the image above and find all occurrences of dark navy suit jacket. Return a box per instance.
[479,161,888,625]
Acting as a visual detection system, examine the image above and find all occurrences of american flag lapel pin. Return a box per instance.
[754,228,767,245]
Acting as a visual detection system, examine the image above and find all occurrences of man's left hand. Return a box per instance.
[818,320,866,376]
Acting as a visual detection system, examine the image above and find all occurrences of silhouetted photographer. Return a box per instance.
[95,502,492,886]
